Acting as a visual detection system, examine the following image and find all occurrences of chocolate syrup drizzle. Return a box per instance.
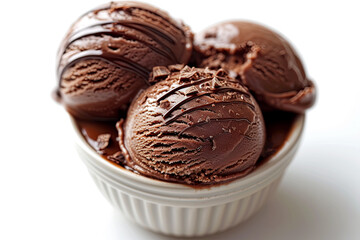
[63,21,178,62]
[75,110,298,186]
[156,75,255,131]
[59,49,150,81]
[164,101,255,125]
[57,3,188,84]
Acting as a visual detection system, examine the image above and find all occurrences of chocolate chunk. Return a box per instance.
[97,133,111,150]
[179,66,197,80]
[159,99,171,109]
[184,85,199,95]
[151,66,170,83]
[168,64,185,72]
[211,77,222,89]
[107,151,125,165]
[215,69,227,78]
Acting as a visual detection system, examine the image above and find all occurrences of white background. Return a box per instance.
[1,0,359,239]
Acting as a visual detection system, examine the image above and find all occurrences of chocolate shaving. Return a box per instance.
[180,65,192,73]
[211,77,222,89]
[107,151,125,165]
[199,82,211,90]
[184,85,198,95]
[215,69,228,77]
[180,71,197,80]
[204,67,213,74]
[150,66,170,83]
[159,99,171,109]
[168,64,184,72]
[179,66,197,81]
[97,133,111,150]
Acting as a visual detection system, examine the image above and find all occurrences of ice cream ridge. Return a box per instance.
[119,65,266,184]
[193,21,316,113]
[56,1,193,120]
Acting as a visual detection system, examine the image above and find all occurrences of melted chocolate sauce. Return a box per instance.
[57,3,188,82]
[75,111,298,173]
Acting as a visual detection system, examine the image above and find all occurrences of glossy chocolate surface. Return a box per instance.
[56,2,193,120]
[193,21,316,113]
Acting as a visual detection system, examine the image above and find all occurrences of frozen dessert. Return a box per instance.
[193,21,316,113]
[53,2,318,236]
[118,65,266,184]
[56,1,193,120]
[54,1,317,187]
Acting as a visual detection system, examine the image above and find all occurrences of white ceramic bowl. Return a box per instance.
[71,115,305,237]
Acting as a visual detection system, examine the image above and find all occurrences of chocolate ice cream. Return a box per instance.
[56,1,193,120]
[193,21,316,113]
[53,2,316,188]
[119,65,266,185]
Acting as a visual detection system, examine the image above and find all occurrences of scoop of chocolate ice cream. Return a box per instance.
[119,65,266,185]
[56,1,193,120]
[193,21,315,113]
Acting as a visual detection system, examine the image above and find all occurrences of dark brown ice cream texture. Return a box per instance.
[119,66,266,185]
[54,1,317,186]
[56,1,193,120]
[193,21,316,113]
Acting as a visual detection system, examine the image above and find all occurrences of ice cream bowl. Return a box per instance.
[71,114,305,237]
